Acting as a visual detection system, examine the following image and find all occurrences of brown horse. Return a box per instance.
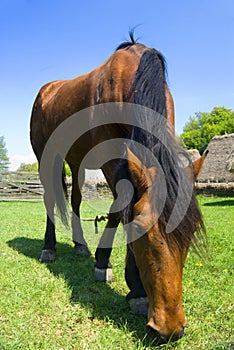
[30,34,206,344]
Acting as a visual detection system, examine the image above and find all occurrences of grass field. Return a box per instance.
[0,196,233,350]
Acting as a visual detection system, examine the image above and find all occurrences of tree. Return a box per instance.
[64,162,72,177]
[180,107,234,154]
[17,162,38,172]
[17,161,72,177]
[0,136,10,171]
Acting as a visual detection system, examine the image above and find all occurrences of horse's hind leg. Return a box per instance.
[70,164,91,256]
[40,191,57,262]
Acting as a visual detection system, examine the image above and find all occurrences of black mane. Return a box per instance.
[116,45,206,255]
[116,31,167,80]
[122,117,206,255]
[115,30,137,51]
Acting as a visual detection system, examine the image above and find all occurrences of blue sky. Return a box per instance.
[1,0,234,170]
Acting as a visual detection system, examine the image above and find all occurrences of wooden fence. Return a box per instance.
[1,171,233,201]
[0,172,44,200]
[0,172,112,201]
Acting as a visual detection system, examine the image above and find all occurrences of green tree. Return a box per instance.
[180,107,234,154]
[0,136,10,171]
[17,162,38,172]
[17,161,72,176]
[64,162,72,177]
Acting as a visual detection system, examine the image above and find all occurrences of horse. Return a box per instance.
[30,34,207,344]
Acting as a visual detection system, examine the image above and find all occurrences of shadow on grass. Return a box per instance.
[202,199,234,207]
[7,237,157,347]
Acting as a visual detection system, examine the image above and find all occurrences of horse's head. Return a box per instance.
[126,147,206,344]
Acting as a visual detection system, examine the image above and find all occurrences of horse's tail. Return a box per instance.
[127,48,206,254]
[60,163,69,225]
[52,156,69,227]
[62,164,69,201]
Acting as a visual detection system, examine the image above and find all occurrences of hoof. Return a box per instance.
[128,297,149,315]
[75,244,91,257]
[94,267,114,282]
[39,249,56,263]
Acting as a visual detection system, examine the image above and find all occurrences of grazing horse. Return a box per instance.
[30,34,206,344]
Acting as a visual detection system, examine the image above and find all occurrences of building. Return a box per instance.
[197,133,234,183]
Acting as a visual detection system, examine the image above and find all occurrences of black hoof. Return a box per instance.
[128,297,149,315]
[74,244,91,257]
[94,267,114,282]
[39,249,56,262]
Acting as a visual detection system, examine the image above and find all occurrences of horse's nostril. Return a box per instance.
[146,325,167,345]
[170,328,185,342]
[178,328,185,339]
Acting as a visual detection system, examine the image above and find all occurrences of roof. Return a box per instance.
[197,133,234,182]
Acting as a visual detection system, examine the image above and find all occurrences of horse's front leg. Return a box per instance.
[125,244,148,315]
[94,210,121,282]
[70,165,91,256]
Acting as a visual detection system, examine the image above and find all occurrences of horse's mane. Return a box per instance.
[116,43,206,254]
[116,31,167,78]
[115,30,137,51]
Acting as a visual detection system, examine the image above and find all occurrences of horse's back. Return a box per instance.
[30,44,148,161]
[87,47,143,103]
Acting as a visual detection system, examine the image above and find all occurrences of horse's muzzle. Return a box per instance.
[146,325,185,345]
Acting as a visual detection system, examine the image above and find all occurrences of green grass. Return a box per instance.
[0,197,233,349]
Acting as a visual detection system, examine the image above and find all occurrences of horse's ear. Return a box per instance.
[126,147,156,191]
[192,149,209,179]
